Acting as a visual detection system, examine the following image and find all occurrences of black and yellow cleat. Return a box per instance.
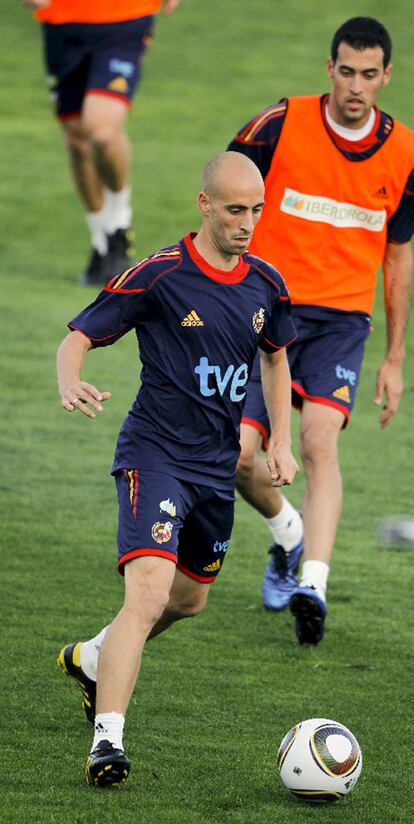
[57,642,96,724]
[85,740,130,787]
[107,227,135,276]
[80,248,112,286]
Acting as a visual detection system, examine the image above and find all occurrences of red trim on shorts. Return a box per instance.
[176,562,216,584]
[57,110,82,121]
[292,381,349,428]
[241,416,269,451]
[118,548,176,574]
[86,90,132,107]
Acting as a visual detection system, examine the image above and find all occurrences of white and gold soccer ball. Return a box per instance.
[277,718,362,803]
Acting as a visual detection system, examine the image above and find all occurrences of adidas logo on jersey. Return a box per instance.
[333,385,351,403]
[181,310,204,326]
[374,185,387,197]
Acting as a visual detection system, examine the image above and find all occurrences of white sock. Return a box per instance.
[85,203,109,255]
[80,626,109,681]
[92,712,125,752]
[299,560,329,600]
[264,496,303,551]
[105,186,132,234]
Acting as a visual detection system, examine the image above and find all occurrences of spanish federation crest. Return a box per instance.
[151,521,173,543]
[252,307,265,334]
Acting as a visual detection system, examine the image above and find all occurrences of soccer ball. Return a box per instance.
[277,718,362,803]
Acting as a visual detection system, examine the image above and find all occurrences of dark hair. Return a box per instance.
[331,17,392,68]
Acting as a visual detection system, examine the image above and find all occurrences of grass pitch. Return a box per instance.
[1,1,413,822]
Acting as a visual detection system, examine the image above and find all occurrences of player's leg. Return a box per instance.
[289,401,344,645]
[236,371,303,610]
[288,311,371,644]
[80,92,133,278]
[148,567,210,637]
[58,570,211,728]
[85,554,176,786]
[237,422,283,517]
[80,16,155,279]
[59,115,114,285]
[300,400,344,568]
[40,22,111,283]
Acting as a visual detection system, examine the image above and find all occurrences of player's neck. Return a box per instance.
[193,230,240,271]
[326,98,376,140]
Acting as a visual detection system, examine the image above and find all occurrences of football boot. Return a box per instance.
[80,248,111,286]
[107,227,135,276]
[262,538,304,611]
[85,740,130,787]
[57,642,96,723]
[290,585,328,645]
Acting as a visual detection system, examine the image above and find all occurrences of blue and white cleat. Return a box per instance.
[289,585,327,645]
[262,539,304,611]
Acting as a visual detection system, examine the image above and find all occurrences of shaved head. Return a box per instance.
[202,151,264,198]
[195,151,265,267]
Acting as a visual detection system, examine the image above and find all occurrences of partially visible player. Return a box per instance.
[23,0,181,284]
[56,152,299,785]
[228,17,414,644]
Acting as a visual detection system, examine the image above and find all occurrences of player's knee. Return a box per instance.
[168,590,208,620]
[63,124,90,158]
[87,122,120,153]
[125,578,172,627]
[236,448,256,489]
[299,424,338,470]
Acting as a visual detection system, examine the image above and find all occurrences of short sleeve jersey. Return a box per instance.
[69,233,297,489]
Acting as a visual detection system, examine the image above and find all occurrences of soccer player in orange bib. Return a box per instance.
[23,0,181,283]
[228,17,414,644]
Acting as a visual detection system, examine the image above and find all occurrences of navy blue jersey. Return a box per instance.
[69,234,297,489]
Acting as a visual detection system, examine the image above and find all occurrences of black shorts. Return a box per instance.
[42,17,154,118]
[243,310,371,444]
[115,469,235,583]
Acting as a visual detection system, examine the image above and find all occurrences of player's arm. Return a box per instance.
[375,240,413,427]
[56,330,111,419]
[160,0,181,14]
[21,0,49,9]
[227,101,288,179]
[259,348,299,486]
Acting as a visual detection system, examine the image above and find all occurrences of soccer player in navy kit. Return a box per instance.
[56,152,299,786]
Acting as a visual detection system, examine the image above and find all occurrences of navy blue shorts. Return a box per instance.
[115,469,235,582]
[242,309,371,444]
[42,17,154,118]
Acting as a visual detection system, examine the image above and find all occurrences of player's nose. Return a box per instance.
[240,211,255,233]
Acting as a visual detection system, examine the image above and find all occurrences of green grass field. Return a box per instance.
[1,1,414,821]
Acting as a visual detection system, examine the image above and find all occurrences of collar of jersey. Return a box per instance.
[184,233,250,283]
[320,93,386,157]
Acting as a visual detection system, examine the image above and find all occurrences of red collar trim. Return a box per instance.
[321,95,381,153]
[184,233,250,283]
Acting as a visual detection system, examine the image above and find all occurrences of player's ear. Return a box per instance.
[382,63,392,87]
[198,191,211,216]
[326,56,334,80]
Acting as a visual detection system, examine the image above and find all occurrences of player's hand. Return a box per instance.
[161,0,181,15]
[22,0,49,9]
[60,382,111,419]
[266,442,300,487]
[374,360,403,428]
